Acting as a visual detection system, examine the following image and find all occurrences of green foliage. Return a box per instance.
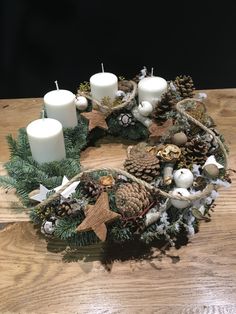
[0,175,18,190]
[108,222,134,243]
[29,208,43,225]
[54,215,84,240]
[6,128,31,159]
[64,116,88,159]
[0,118,88,206]
[107,111,149,141]
[54,215,100,247]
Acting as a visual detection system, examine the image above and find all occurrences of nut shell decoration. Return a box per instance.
[124,152,160,182]
[157,144,182,162]
[115,182,152,217]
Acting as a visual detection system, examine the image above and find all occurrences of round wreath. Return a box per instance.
[0,74,231,252]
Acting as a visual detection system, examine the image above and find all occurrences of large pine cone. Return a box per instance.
[181,137,209,167]
[115,182,152,217]
[124,152,160,182]
[152,91,177,123]
[174,75,195,98]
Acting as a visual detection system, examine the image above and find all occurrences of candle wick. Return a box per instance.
[151,67,154,76]
[54,80,59,90]
[101,63,104,73]
[41,110,45,120]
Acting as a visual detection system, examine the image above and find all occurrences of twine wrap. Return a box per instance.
[77,80,137,114]
[36,98,228,210]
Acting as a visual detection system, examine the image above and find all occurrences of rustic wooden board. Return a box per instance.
[0,90,236,313]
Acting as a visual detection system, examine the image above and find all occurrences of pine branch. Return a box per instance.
[6,134,18,158]
[54,214,100,247]
[29,208,43,225]
[0,175,18,190]
[54,215,84,240]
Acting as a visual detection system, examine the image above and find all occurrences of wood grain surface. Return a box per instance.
[0,90,236,313]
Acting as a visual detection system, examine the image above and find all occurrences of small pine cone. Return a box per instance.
[115,182,152,217]
[56,202,73,217]
[83,180,103,198]
[201,132,219,155]
[152,91,177,122]
[124,152,160,182]
[174,75,195,99]
[182,137,209,166]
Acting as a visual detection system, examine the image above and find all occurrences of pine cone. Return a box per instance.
[201,133,219,155]
[82,180,103,198]
[56,202,74,217]
[124,152,160,182]
[115,182,152,217]
[174,75,195,98]
[181,137,209,166]
[152,91,177,123]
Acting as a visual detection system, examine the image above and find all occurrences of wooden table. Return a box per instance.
[0,90,236,313]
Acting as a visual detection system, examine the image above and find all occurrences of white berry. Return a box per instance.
[75,96,88,110]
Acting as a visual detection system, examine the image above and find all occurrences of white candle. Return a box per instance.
[26,118,66,164]
[138,76,167,105]
[173,168,194,188]
[90,72,118,102]
[170,188,191,209]
[44,89,77,128]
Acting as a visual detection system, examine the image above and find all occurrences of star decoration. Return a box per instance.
[29,176,80,203]
[81,109,108,131]
[76,192,120,241]
[148,119,173,144]
[30,184,51,202]
[54,176,80,198]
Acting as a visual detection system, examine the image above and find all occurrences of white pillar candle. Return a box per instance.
[170,188,191,209]
[173,168,194,188]
[26,118,66,164]
[44,89,77,128]
[90,72,118,102]
[138,76,167,106]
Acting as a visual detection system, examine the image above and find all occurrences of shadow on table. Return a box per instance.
[43,232,189,270]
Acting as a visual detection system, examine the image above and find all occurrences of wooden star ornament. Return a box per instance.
[76,192,120,241]
[81,109,108,131]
